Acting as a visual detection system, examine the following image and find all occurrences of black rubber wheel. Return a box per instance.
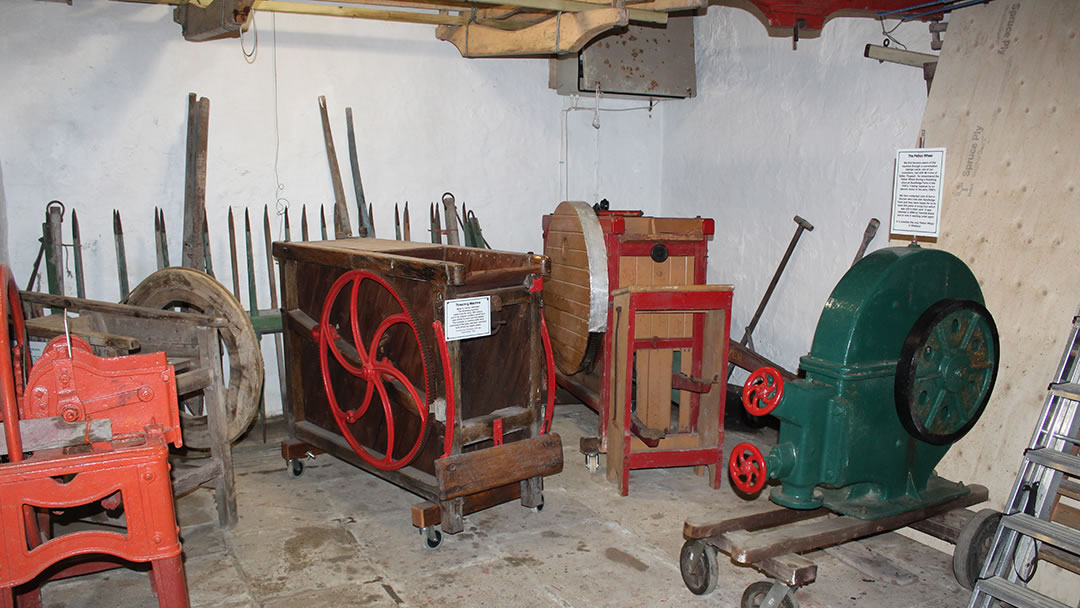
[680,540,719,595]
[953,508,1003,590]
[422,527,443,550]
[741,581,796,608]
[895,299,999,445]
[288,458,305,477]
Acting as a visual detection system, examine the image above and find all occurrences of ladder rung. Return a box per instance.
[1059,479,1080,502]
[1027,448,1080,477]
[1002,513,1080,555]
[974,576,1071,608]
[1050,382,1080,401]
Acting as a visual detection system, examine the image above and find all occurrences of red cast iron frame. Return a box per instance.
[0,265,188,608]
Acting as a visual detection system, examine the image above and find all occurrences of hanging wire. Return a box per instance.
[240,9,258,63]
[879,18,908,50]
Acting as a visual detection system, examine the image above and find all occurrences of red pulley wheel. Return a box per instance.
[729,442,768,494]
[742,366,784,416]
[318,270,431,471]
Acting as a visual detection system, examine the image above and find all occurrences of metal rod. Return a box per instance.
[113,210,129,299]
[154,208,164,270]
[402,201,410,241]
[368,203,375,238]
[301,205,310,242]
[159,208,171,267]
[320,205,328,241]
[345,107,370,237]
[44,201,64,296]
[741,215,814,346]
[852,218,880,266]
[394,203,401,240]
[71,209,85,299]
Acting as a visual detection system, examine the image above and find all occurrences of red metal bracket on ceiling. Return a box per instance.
[740,1,954,32]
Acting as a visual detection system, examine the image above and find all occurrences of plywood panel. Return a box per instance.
[913,1,1080,599]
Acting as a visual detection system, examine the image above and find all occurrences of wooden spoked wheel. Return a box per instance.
[318,270,431,471]
[127,267,264,448]
[543,201,608,375]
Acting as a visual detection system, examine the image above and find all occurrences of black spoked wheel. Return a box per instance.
[895,299,1000,445]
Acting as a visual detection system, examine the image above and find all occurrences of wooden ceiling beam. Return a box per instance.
[436,7,628,56]
[253,0,468,25]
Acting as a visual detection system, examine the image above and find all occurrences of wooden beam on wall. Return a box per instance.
[253,0,468,25]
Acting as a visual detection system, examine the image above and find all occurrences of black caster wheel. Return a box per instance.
[287,458,305,477]
[680,539,719,595]
[531,497,545,513]
[421,526,443,550]
[741,581,797,608]
[953,508,1003,590]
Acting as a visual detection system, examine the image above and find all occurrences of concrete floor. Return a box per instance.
[37,403,972,607]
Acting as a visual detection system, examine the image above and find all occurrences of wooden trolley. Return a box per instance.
[274,239,563,547]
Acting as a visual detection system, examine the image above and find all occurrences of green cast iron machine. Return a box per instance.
[729,245,1000,519]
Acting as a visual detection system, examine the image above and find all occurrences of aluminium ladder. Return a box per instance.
[970,307,1080,608]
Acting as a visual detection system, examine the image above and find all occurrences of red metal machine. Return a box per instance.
[0,265,188,607]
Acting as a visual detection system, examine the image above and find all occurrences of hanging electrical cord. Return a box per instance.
[559,94,665,204]
[270,12,291,239]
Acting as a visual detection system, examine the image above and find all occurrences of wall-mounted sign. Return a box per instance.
[891,148,946,238]
[443,296,491,341]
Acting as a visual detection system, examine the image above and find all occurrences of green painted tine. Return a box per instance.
[245,208,258,314]
[228,208,241,300]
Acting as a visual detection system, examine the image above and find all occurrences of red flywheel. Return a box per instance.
[317,270,432,471]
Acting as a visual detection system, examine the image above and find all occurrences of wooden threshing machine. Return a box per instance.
[274,239,563,547]
[542,202,732,495]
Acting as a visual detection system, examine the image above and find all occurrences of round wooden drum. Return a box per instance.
[543,201,608,375]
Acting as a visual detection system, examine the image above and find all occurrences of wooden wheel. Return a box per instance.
[543,201,608,375]
[127,266,264,448]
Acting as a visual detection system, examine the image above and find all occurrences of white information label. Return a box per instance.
[443,296,491,341]
[890,148,946,238]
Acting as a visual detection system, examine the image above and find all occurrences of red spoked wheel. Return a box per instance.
[742,367,784,416]
[318,270,432,471]
[729,442,768,495]
[1,265,30,452]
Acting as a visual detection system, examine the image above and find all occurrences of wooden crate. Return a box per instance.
[273,238,562,538]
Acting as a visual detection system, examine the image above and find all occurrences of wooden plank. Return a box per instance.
[824,540,918,585]
[724,485,988,564]
[435,433,562,500]
[20,292,224,326]
[0,417,112,456]
[316,95,352,238]
[759,552,818,587]
[24,315,140,351]
[684,505,829,540]
[457,406,536,446]
[254,0,468,25]
[436,8,628,57]
[607,290,632,491]
[410,482,523,528]
[908,507,976,545]
[181,93,209,271]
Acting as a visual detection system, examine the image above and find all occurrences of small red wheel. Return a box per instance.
[729,442,768,494]
[742,367,784,416]
[318,270,431,471]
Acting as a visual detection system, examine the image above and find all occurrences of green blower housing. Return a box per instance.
[729,246,999,520]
